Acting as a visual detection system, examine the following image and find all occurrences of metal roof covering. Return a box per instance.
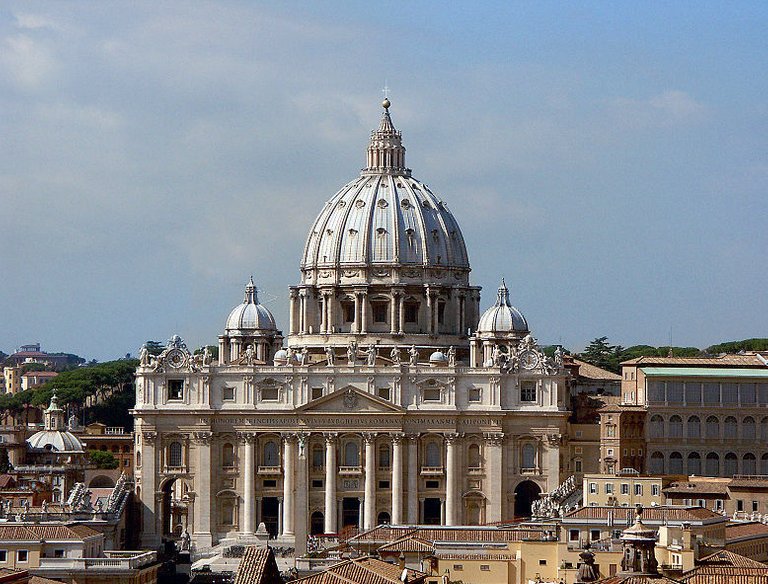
[640,367,768,378]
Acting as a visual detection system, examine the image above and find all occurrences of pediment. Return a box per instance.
[297,386,404,414]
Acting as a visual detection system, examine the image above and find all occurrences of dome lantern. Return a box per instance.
[365,99,409,175]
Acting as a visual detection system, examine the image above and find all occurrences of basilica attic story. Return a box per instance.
[132,100,569,552]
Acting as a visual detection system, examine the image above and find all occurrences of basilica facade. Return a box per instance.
[133,100,569,551]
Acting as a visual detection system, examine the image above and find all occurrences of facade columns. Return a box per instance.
[319,295,326,334]
[353,295,361,334]
[289,291,298,335]
[363,433,376,529]
[391,434,404,524]
[240,432,256,535]
[140,431,159,547]
[407,434,419,523]
[324,434,337,533]
[484,433,504,523]
[389,294,398,335]
[193,431,213,547]
[445,433,459,526]
[327,292,335,333]
[360,292,368,334]
[282,434,295,536]
[426,292,433,335]
[398,295,405,335]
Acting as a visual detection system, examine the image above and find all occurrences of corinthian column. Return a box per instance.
[445,433,459,526]
[192,431,213,548]
[407,434,419,523]
[391,434,404,524]
[484,433,504,523]
[282,434,295,536]
[239,432,256,535]
[324,433,337,533]
[363,433,376,529]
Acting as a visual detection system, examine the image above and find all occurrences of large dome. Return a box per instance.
[301,101,469,276]
[225,277,277,333]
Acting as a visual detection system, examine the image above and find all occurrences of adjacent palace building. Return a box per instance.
[133,100,570,551]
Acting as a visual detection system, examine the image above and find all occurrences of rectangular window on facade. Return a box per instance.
[620,483,629,495]
[703,382,720,403]
[342,301,355,323]
[685,382,702,405]
[378,480,390,489]
[737,500,744,511]
[590,530,600,541]
[667,382,683,403]
[404,302,419,323]
[722,383,738,404]
[754,501,759,512]
[480,565,490,572]
[605,483,614,494]
[311,387,323,400]
[168,380,184,400]
[377,387,391,401]
[569,529,580,541]
[17,551,27,563]
[607,448,614,456]
[520,381,536,402]
[372,302,388,323]
[468,387,481,402]
[453,565,463,571]
[54,550,64,558]
[0,551,6,562]
[311,479,323,488]
[607,426,616,437]
[539,560,547,566]
[425,480,439,489]
[263,479,277,488]
[262,386,279,401]
[575,460,582,472]
[222,386,235,401]
[648,382,665,403]
[423,388,441,401]
[575,447,583,454]
[589,483,597,494]
[715,499,723,511]
[635,484,642,496]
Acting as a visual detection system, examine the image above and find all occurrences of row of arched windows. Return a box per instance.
[648,415,768,440]
[649,450,768,476]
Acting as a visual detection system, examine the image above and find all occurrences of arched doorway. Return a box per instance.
[89,475,116,488]
[342,497,360,528]
[160,478,189,537]
[310,511,324,535]
[377,511,391,525]
[514,480,541,518]
[261,498,279,537]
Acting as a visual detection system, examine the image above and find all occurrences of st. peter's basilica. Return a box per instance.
[133,100,569,552]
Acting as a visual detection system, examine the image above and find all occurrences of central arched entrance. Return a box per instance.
[160,478,189,537]
[514,480,541,518]
[342,497,360,528]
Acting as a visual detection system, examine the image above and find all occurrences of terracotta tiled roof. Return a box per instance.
[294,557,425,584]
[0,476,16,488]
[378,537,435,553]
[663,480,730,495]
[573,359,622,381]
[729,478,768,489]
[564,506,723,523]
[680,549,768,583]
[352,525,545,545]
[598,575,681,583]
[234,546,282,584]
[621,354,765,367]
[0,524,100,542]
[727,522,768,541]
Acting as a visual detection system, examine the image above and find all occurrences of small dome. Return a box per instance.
[27,430,84,453]
[273,349,289,365]
[429,350,447,362]
[225,277,277,333]
[477,279,529,335]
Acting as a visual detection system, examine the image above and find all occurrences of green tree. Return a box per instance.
[194,345,219,361]
[579,337,620,372]
[143,341,165,356]
[706,338,768,354]
[89,450,119,469]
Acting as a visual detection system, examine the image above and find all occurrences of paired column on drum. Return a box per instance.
[324,433,337,534]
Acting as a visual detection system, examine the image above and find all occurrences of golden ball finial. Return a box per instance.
[382,98,391,110]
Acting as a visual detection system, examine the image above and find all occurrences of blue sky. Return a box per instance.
[1,1,766,361]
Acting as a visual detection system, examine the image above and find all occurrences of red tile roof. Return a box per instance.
[293,557,425,584]
[726,522,768,541]
[564,506,722,523]
[680,549,768,583]
[234,546,282,584]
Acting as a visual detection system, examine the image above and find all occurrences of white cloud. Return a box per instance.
[0,34,57,91]
[606,90,709,128]
[14,12,62,32]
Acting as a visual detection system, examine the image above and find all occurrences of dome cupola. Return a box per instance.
[225,277,277,333]
[476,279,529,337]
[26,390,84,454]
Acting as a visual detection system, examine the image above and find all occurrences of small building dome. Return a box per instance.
[26,391,84,454]
[429,350,447,363]
[477,279,529,336]
[225,277,277,333]
[273,349,289,365]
